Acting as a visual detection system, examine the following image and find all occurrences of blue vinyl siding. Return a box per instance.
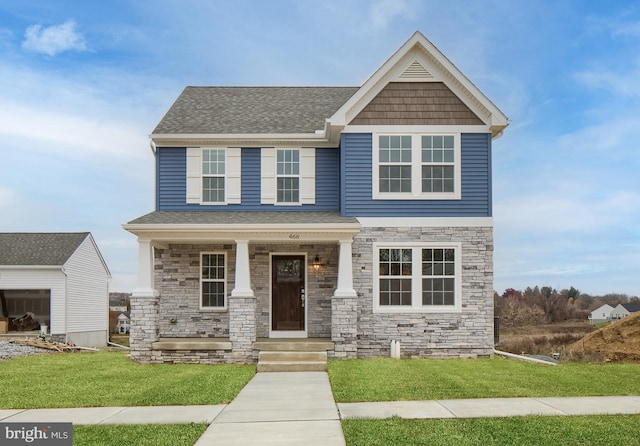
[156,147,187,210]
[156,147,339,211]
[340,133,492,217]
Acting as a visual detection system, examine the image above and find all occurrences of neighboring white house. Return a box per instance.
[610,303,640,321]
[588,304,614,325]
[0,233,111,347]
[116,312,130,334]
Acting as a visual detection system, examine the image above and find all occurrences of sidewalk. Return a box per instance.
[1,372,640,445]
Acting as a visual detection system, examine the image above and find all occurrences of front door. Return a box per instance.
[271,255,305,332]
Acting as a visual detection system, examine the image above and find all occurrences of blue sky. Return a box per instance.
[0,1,638,296]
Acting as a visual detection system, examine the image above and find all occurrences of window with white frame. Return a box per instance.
[373,133,460,199]
[378,248,412,305]
[374,244,461,312]
[421,135,455,193]
[186,147,241,205]
[202,149,225,203]
[421,248,456,305]
[200,253,226,309]
[379,136,412,193]
[276,149,300,203]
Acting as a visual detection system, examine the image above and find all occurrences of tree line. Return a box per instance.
[494,286,639,327]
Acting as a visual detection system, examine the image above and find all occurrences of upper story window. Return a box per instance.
[186,147,241,205]
[261,148,315,205]
[202,149,225,203]
[379,136,412,193]
[421,136,454,193]
[276,149,300,203]
[373,133,461,200]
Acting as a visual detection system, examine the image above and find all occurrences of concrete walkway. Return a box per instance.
[1,372,640,445]
[195,372,344,446]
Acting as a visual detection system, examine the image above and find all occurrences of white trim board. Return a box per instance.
[357,217,493,228]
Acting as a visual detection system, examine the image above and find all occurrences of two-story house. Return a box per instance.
[124,32,509,365]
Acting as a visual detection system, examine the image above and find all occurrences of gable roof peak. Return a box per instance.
[329,31,509,138]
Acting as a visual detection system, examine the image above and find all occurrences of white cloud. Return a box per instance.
[370,0,411,29]
[0,101,149,161]
[22,19,86,56]
[574,64,640,98]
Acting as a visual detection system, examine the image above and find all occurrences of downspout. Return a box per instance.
[62,266,68,344]
[494,349,557,366]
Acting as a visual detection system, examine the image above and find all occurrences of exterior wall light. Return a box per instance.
[313,255,321,272]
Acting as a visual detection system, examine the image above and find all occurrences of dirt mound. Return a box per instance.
[567,312,640,362]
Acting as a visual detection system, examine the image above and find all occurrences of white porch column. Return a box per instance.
[334,239,357,297]
[229,239,256,362]
[231,240,254,297]
[132,238,157,297]
[130,238,159,363]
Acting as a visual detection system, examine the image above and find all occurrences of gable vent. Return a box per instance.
[399,60,434,80]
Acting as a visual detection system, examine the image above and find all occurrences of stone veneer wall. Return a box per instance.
[129,296,159,363]
[352,226,494,358]
[154,244,236,338]
[152,242,338,340]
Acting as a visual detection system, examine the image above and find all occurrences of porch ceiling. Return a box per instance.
[123,211,361,243]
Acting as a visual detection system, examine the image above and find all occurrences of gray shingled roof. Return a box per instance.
[0,233,89,266]
[621,303,640,313]
[152,86,359,135]
[127,211,358,226]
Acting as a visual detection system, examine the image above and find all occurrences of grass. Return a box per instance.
[74,424,208,446]
[0,351,255,409]
[328,357,640,402]
[342,415,640,446]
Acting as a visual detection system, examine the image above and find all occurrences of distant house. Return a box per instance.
[109,293,130,312]
[610,303,640,321]
[116,312,130,334]
[0,233,111,347]
[588,304,614,325]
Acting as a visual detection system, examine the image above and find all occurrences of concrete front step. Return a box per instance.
[257,361,327,372]
[257,349,329,372]
[259,351,326,362]
[253,338,334,352]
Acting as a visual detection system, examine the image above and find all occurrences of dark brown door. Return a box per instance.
[272,255,305,331]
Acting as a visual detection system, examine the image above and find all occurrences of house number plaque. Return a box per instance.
[288,233,300,240]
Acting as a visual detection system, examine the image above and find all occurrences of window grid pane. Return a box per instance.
[203,177,225,202]
[422,165,454,193]
[277,177,300,203]
[422,248,455,306]
[379,166,411,193]
[202,254,225,307]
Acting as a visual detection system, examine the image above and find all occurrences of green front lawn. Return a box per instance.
[0,351,255,409]
[74,424,208,446]
[342,415,640,446]
[328,357,640,402]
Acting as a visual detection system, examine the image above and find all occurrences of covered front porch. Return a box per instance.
[123,211,361,364]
